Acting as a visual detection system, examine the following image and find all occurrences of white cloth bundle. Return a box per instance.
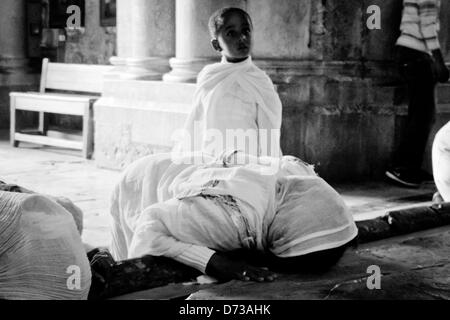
[433,121,450,201]
[174,56,282,158]
[51,196,84,235]
[268,175,358,257]
[0,192,91,300]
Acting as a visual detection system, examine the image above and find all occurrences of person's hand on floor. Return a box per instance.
[205,251,278,283]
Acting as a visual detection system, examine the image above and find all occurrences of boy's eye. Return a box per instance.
[227,31,237,37]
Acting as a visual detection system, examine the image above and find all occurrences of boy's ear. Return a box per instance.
[211,39,222,52]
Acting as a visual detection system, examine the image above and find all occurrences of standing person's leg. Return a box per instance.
[397,51,436,169]
[387,47,437,187]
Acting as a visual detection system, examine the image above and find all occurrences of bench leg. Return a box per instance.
[11,139,19,147]
[38,111,48,135]
[82,104,94,159]
[10,96,19,147]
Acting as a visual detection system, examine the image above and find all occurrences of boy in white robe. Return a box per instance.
[110,152,358,282]
[174,7,283,160]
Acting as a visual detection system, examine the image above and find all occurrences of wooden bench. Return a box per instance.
[10,58,113,158]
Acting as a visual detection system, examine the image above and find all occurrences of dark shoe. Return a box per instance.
[385,167,421,188]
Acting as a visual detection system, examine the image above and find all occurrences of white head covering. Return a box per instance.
[0,192,91,300]
[268,175,358,258]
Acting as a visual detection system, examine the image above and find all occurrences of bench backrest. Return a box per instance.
[40,58,114,94]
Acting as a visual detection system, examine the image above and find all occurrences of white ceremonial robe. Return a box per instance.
[173,56,283,158]
[433,121,450,201]
[110,152,357,274]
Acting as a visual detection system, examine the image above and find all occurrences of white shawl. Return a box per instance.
[0,192,91,300]
[433,121,450,201]
[173,56,283,158]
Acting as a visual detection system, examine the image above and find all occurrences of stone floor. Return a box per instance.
[188,226,450,300]
[0,132,118,247]
[1,131,448,300]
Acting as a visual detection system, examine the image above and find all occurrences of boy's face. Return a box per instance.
[213,12,253,63]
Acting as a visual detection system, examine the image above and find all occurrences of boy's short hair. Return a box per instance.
[208,7,253,39]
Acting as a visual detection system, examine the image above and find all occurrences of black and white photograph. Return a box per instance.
[0,0,450,310]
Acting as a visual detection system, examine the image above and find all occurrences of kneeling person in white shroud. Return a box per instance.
[110,152,358,282]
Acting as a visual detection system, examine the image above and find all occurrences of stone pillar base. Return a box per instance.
[163,57,217,83]
[106,56,127,79]
[109,56,171,81]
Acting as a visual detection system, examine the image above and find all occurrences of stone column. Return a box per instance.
[0,0,40,130]
[163,0,246,83]
[0,0,28,69]
[111,0,175,80]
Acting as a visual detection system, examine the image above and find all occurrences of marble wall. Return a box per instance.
[248,0,315,59]
[63,0,116,64]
